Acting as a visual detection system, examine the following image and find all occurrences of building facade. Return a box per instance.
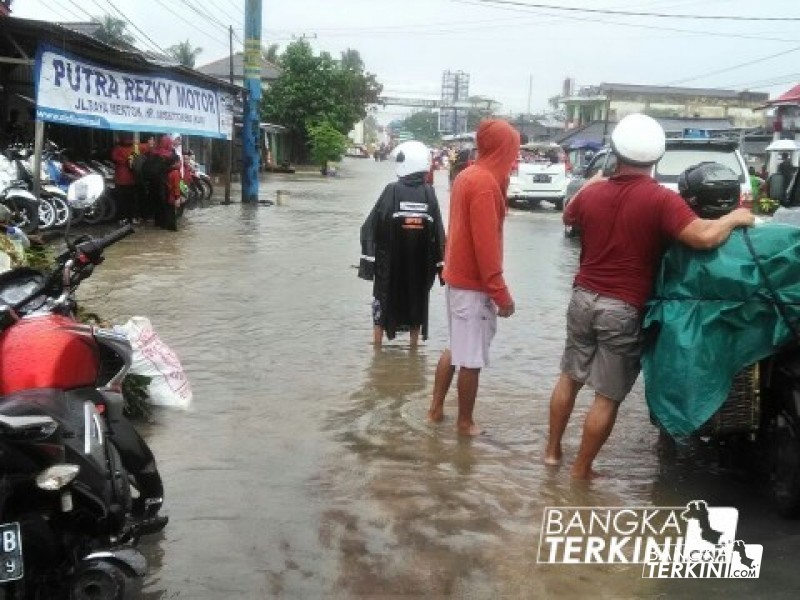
[559,82,769,130]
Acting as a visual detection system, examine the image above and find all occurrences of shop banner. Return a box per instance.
[34,44,233,139]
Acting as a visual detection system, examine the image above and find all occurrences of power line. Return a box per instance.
[63,0,95,19]
[471,0,800,21]
[50,0,85,21]
[179,0,232,32]
[665,44,800,86]
[99,0,166,55]
[150,0,229,47]
[452,0,800,43]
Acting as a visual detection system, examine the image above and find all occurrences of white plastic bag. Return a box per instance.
[117,316,192,409]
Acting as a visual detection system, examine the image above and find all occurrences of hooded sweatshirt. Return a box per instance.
[442,119,519,308]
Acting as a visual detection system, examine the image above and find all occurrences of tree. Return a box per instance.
[263,43,281,65]
[91,15,135,47]
[260,40,383,163]
[167,40,203,68]
[397,110,440,145]
[308,120,349,170]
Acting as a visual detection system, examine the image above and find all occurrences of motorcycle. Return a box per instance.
[654,162,800,517]
[0,152,39,235]
[0,174,166,598]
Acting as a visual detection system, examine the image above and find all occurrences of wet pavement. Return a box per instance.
[80,158,800,599]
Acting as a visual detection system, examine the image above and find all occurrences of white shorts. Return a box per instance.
[446,285,497,369]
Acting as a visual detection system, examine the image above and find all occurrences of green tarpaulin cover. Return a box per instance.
[642,223,800,436]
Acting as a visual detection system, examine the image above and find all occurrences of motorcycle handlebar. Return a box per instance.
[95,223,135,251]
[75,224,135,264]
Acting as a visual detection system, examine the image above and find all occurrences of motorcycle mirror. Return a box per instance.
[66,173,103,210]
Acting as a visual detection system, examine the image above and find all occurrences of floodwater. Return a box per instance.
[81,158,800,599]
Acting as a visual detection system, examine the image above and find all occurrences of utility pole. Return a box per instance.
[242,0,262,203]
[527,74,532,117]
[224,25,234,204]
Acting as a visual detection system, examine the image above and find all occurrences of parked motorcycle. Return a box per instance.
[654,162,800,517]
[0,175,166,598]
[0,157,39,235]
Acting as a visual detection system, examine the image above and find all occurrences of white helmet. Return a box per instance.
[611,113,666,166]
[392,141,431,178]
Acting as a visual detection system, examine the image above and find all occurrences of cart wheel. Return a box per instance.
[769,411,800,517]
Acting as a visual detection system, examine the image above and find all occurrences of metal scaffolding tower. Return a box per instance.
[439,70,469,135]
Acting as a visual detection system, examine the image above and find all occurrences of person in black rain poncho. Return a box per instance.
[359,141,446,348]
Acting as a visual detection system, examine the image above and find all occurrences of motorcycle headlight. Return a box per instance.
[36,464,80,491]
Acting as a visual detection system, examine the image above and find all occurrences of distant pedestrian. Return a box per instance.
[359,140,445,348]
[426,120,519,436]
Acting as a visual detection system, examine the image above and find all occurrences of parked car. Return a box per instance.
[449,147,477,184]
[563,137,752,236]
[508,142,569,211]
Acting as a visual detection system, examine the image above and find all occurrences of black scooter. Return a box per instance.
[0,179,166,598]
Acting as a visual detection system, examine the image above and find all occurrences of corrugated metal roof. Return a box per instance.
[0,17,241,92]
[600,82,769,101]
[196,52,281,82]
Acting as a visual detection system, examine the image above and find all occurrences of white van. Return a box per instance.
[507,142,569,210]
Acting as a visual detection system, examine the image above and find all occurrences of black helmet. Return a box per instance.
[678,162,741,219]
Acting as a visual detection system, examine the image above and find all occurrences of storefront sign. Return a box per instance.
[34,44,233,139]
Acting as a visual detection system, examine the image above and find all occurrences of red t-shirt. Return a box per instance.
[564,173,698,310]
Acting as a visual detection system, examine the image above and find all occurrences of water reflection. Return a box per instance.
[74,160,800,598]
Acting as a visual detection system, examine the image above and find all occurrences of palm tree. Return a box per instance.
[91,15,135,47]
[167,40,203,68]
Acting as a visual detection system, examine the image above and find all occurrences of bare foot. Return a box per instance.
[571,467,603,480]
[426,409,444,424]
[457,423,483,437]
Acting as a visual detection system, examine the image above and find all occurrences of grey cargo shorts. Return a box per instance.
[560,286,644,403]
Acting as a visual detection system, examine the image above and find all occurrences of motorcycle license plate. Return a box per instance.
[0,522,23,582]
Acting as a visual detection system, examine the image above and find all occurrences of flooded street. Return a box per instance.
[81,158,800,599]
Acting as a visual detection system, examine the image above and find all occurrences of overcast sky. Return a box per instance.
[12,0,800,122]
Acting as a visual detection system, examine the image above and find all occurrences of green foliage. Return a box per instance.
[23,245,54,271]
[260,41,382,163]
[167,40,203,68]
[91,15,136,47]
[308,121,349,168]
[122,374,153,421]
[397,110,440,145]
[759,197,780,215]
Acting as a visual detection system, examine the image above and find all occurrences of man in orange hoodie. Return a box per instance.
[427,120,519,436]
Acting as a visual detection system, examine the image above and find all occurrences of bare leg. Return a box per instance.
[427,349,454,423]
[410,327,420,348]
[571,393,619,480]
[544,373,583,466]
[456,367,481,436]
[373,325,383,348]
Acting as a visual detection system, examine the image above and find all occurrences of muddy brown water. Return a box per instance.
[80,158,800,599]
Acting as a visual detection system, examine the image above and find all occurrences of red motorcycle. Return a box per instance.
[0,179,165,597]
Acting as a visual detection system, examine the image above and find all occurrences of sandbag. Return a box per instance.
[643,223,800,436]
[117,316,192,409]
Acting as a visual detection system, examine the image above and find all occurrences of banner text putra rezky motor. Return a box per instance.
[34,44,232,139]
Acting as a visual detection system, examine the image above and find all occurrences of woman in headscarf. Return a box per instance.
[146,134,180,230]
[359,141,446,348]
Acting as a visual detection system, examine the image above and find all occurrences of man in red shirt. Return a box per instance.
[427,119,519,436]
[545,113,755,479]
